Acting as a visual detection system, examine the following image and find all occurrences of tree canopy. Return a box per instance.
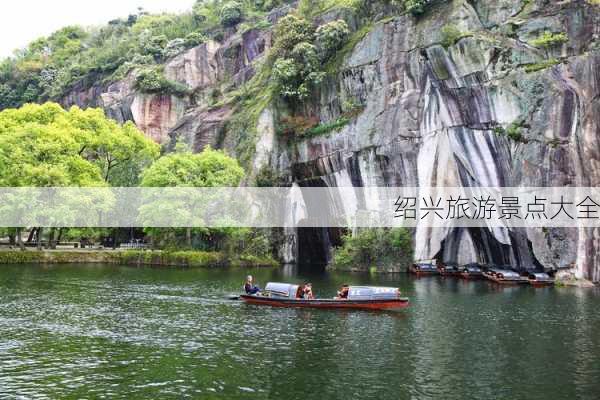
[141,147,244,187]
[0,102,159,187]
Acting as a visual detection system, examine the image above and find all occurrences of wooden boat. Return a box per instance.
[438,264,460,277]
[408,259,439,276]
[460,264,484,280]
[483,268,528,285]
[240,283,409,311]
[528,272,554,287]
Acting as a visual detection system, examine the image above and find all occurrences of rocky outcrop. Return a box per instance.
[59,0,600,280]
[258,0,600,279]
[165,40,221,91]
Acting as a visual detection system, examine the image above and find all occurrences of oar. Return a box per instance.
[227,295,240,300]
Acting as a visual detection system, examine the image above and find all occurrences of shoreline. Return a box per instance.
[0,249,278,268]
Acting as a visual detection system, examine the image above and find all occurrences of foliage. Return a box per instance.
[404,0,430,16]
[134,67,190,96]
[333,228,413,270]
[254,166,281,187]
[140,147,246,250]
[272,42,324,99]
[0,6,213,108]
[270,16,351,103]
[315,20,350,60]
[184,32,208,47]
[440,24,469,48]
[523,59,560,73]
[304,116,351,137]
[141,147,244,187]
[494,121,525,142]
[530,31,568,48]
[0,102,159,186]
[220,2,244,27]
[271,15,315,59]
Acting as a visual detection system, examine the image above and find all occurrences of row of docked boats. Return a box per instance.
[408,260,555,286]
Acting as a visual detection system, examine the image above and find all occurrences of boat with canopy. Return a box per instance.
[240,282,409,310]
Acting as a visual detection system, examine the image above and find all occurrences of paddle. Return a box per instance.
[227,295,240,300]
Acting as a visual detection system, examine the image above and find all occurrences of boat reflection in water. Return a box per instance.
[241,282,409,311]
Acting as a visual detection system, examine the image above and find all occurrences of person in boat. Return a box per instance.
[303,283,315,300]
[244,275,261,295]
[336,284,350,299]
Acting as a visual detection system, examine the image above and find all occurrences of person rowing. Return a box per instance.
[244,275,261,295]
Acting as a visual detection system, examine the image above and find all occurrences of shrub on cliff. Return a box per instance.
[272,42,324,100]
[315,20,350,60]
[220,2,244,27]
[403,0,428,15]
[272,15,315,58]
[530,31,568,49]
[134,67,190,96]
[333,228,413,270]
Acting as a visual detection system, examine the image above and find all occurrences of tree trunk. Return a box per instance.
[8,230,15,246]
[37,227,43,251]
[16,228,25,251]
[186,228,192,248]
[47,228,56,249]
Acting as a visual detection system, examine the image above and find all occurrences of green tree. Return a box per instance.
[220,2,244,27]
[140,147,245,248]
[315,20,350,60]
[0,102,159,248]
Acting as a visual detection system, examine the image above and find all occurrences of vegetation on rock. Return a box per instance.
[530,31,568,49]
[440,24,470,48]
[134,67,190,96]
[332,228,413,271]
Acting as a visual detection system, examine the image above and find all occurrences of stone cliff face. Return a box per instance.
[61,0,600,281]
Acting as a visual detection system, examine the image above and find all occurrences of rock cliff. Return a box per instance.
[60,0,600,281]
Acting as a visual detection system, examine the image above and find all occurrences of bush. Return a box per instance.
[140,34,168,60]
[220,2,244,27]
[333,228,413,270]
[134,67,189,96]
[272,15,315,58]
[530,31,568,48]
[523,59,560,73]
[272,42,324,100]
[184,32,207,47]
[440,24,468,48]
[404,0,429,16]
[315,20,350,60]
[164,38,186,58]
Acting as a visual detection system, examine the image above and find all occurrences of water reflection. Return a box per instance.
[0,265,599,399]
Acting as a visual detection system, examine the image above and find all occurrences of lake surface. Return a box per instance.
[1,264,599,400]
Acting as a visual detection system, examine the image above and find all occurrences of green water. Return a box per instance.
[1,264,599,400]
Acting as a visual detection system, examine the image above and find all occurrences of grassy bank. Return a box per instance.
[0,250,278,268]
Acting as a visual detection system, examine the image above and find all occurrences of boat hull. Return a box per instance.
[529,280,554,287]
[240,295,409,310]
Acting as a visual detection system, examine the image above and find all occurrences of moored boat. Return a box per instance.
[240,283,409,311]
[409,259,439,276]
[528,272,554,287]
[483,268,528,284]
[438,264,460,277]
[460,264,483,280]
